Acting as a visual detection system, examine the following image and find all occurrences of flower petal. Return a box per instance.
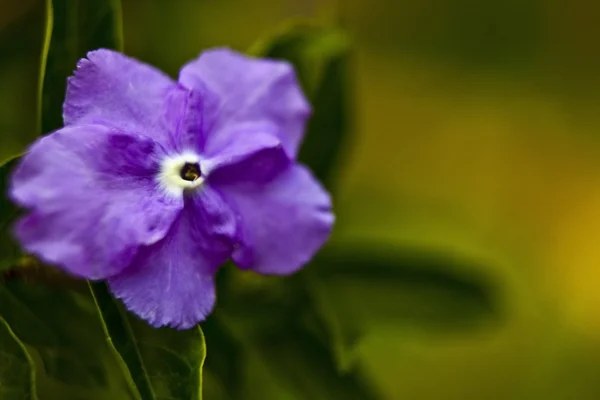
[64,49,206,152]
[216,164,334,275]
[178,48,311,158]
[203,121,290,184]
[10,125,181,279]
[108,187,236,329]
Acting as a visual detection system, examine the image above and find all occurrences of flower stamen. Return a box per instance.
[158,153,205,197]
[180,162,201,182]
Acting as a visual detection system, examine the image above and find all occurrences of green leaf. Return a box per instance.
[226,317,377,400]
[36,0,53,137]
[89,282,207,400]
[307,245,501,370]
[0,3,51,164]
[210,267,378,400]
[0,156,23,273]
[0,273,136,399]
[41,0,123,134]
[201,317,244,400]
[0,315,38,400]
[250,22,352,187]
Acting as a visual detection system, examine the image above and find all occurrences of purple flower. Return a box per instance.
[10,49,334,329]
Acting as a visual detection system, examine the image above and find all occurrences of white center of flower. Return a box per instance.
[158,152,205,197]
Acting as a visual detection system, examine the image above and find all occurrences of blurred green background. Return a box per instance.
[3,0,600,399]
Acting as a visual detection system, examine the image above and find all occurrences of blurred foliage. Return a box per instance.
[0,158,23,272]
[0,315,36,399]
[205,265,379,400]
[90,282,206,400]
[0,274,134,399]
[0,1,44,162]
[307,246,501,370]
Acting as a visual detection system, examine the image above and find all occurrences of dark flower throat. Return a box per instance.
[180,162,201,181]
